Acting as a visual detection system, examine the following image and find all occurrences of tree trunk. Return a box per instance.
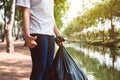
[6,0,16,53]
[109,2,115,40]
[102,30,105,42]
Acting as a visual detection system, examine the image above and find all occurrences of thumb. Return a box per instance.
[34,36,37,40]
[31,36,37,40]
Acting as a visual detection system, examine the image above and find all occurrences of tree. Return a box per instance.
[5,0,16,53]
[64,0,120,41]
[0,0,12,42]
[54,0,69,28]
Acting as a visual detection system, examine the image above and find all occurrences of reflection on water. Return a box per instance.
[65,43,120,80]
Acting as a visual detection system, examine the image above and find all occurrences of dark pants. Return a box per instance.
[30,34,55,80]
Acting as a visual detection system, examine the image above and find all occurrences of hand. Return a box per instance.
[55,36,65,46]
[25,35,37,48]
[56,42,64,47]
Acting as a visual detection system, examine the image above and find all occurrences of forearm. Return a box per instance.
[54,22,65,46]
[54,22,61,37]
[22,7,30,38]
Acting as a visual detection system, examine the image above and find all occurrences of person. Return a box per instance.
[16,0,64,80]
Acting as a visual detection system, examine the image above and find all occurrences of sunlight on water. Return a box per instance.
[66,43,120,80]
[66,43,120,71]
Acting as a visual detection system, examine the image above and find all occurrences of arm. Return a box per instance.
[54,21,61,37]
[22,7,37,48]
[54,21,65,46]
[22,7,30,37]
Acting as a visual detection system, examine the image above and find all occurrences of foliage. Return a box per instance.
[0,0,69,28]
[15,9,22,24]
[0,22,3,29]
[63,0,120,41]
[54,0,69,28]
[0,0,4,9]
[0,0,11,23]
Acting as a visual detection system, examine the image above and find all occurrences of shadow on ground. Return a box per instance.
[0,41,32,80]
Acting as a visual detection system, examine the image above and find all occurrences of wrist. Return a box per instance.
[55,36,65,43]
[24,34,30,39]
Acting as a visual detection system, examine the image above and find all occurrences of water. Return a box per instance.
[65,43,120,80]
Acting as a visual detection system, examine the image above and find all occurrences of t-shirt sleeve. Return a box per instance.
[16,0,30,8]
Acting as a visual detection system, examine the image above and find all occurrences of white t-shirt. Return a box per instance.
[16,0,55,35]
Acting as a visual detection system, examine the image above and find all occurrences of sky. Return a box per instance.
[62,0,83,26]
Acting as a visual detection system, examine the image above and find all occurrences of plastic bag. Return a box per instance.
[49,46,88,80]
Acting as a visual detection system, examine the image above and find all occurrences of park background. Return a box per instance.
[0,0,120,80]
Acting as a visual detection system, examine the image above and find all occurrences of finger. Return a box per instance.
[60,42,63,46]
[29,46,35,48]
[28,44,36,48]
[34,36,37,40]
[32,36,37,40]
[32,40,37,45]
[57,42,63,47]
[32,41,37,46]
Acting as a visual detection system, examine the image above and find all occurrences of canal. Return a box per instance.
[65,43,120,80]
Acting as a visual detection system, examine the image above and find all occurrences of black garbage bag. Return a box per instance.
[49,46,88,80]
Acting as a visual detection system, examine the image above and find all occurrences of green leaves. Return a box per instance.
[54,0,69,28]
[64,0,120,39]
